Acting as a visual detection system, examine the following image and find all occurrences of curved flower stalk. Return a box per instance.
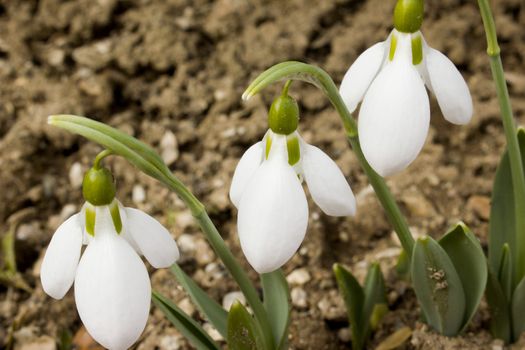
[340,0,473,176]
[231,86,356,273]
[40,159,179,350]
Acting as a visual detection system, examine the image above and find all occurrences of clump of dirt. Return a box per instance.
[0,0,524,349]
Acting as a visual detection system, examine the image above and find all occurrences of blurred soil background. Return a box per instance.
[0,0,525,349]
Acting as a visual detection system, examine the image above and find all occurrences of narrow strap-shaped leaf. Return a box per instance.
[261,270,290,350]
[363,262,388,331]
[152,291,220,350]
[489,128,525,283]
[485,265,512,343]
[498,244,513,301]
[438,223,487,332]
[512,275,525,338]
[411,236,466,336]
[227,301,261,350]
[333,264,366,350]
[171,264,228,338]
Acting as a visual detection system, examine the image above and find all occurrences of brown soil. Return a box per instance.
[1,0,525,349]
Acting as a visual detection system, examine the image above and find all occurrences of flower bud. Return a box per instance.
[268,94,299,135]
[82,167,116,206]
[394,0,424,33]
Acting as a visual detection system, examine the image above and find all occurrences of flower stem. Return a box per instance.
[478,0,525,282]
[93,149,113,169]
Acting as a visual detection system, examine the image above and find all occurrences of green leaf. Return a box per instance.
[498,244,513,301]
[333,263,366,350]
[489,128,525,283]
[512,275,525,338]
[411,236,466,336]
[363,263,388,331]
[395,249,410,277]
[170,264,228,338]
[227,301,261,350]
[485,265,512,343]
[438,222,487,332]
[261,270,290,349]
[152,291,220,350]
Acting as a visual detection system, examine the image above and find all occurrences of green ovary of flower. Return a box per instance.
[268,94,299,135]
[394,0,424,33]
[82,167,116,206]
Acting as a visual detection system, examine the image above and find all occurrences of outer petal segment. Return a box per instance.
[301,144,356,216]
[237,154,308,274]
[423,46,473,125]
[40,213,83,299]
[229,141,264,208]
[340,41,387,112]
[125,207,179,268]
[359,58,430,176]
[74,227,151,350]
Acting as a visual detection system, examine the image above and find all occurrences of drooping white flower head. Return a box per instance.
[339,0,472,177]
[40,165,179,350]
[230,91,356,274]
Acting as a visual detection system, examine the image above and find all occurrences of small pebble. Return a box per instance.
[337,328,351,343]
[16,334,56,350]
[158,334,183,350]
[132,184,146,204]
[177,234,197,254]
[467,195,491,220]
[69,162,84,188]
[203,323,223,342]
[161,131,179,166]
[286,268,311,285]
[177,297,195,317]
[290,287,308,309]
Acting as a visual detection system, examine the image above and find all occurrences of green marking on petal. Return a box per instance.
[110,201,123,234]
[286,136,300,166]
[411,35,423,65]
[389,33,398,61]
[85,206,96,236]
[265,134,273,159]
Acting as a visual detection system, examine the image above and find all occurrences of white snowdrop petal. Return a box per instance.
[359,60,430,176]
[229,141,264,208]
[424,46,473,125]
[302,144,356,216]
[116,202,143,255]
[237,156,308,274]
[40,214,83,299]
[340,41,387,112]
[75,229,151,350]
[125,207,179,268]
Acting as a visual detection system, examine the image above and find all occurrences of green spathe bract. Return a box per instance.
[394,0,424,33]
[82,167,116,206]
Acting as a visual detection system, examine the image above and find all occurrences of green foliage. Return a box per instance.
[486,128,525,343]
[152,291,220,350]
[333,263,388,350]
[411,222,488,336]
[411,223,487,336]
[438,223,487,332]
[227,301,262,350]
[261,271,290,349]
[170,264,228,338]
[411,236,465,336]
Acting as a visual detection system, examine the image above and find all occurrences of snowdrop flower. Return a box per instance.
[230,88,356,273]
[40,164,179,350]
[340,0,473,176]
